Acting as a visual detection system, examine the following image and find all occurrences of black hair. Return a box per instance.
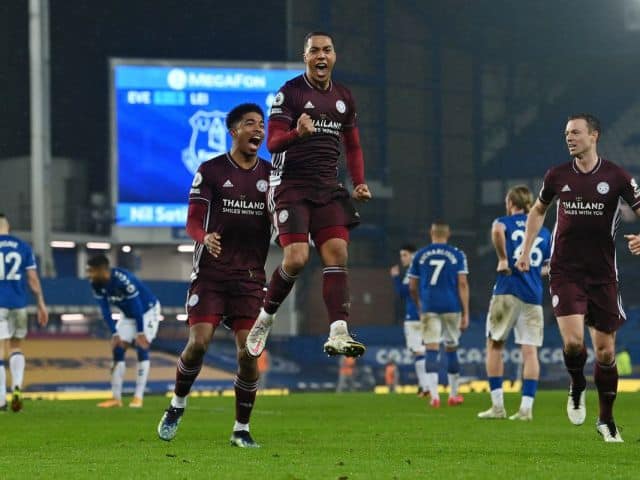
[87,254,110,269]
[225,103,264,130]
[399,243,417,253]
[568,113,602,137]
[303,31,335,50]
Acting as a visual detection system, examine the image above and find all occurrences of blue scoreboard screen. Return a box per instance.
[110,60,301,227]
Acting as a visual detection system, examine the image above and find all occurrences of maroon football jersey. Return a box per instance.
[269,74,357,186]
[539,157,640,283]
[189,153,271,282]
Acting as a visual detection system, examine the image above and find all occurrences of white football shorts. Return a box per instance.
[421,312,462,347]
[116,301,162,344]
[486,294,543,347]
[403,320,425,354]
[0,307,28,340]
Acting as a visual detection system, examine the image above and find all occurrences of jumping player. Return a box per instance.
[245,31,372,359]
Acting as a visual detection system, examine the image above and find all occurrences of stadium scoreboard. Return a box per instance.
[110,59,301,227]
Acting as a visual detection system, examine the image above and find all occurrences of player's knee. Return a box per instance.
[594,346,614,364]
[564,341,583,355]
[487,338,504,350]
[521,345,538,361]
[113,345,126,362]
[283,249,309,272]
[186,337,209,360]
[136,346,149,361]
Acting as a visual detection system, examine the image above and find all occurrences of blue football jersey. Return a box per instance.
[492,213,551,304]
[392,269,419,320]
[91,267,158,333]
[408,243,468,314]
[0,234,37,309]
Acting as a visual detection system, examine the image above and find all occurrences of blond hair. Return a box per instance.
[507,185,533,213]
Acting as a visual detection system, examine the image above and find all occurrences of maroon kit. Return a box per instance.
[186,153,272,331]
[539,157,640,331]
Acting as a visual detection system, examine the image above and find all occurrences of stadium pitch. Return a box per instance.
[3,391,639,479]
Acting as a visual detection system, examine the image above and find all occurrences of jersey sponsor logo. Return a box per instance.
[256,179,268,192]
[561,184,571,192]
[189,188,200,194]
[304,100,315,109]
[596,181,610,194]
[223,179,234,188]
[561,199,605,216]
[182,110,228,175]
[187,294,199,307]
[278,209,289,224]
[311,119,342,137]
[221,198,265,216]
[336,100,346,113]
[192,172,203,187]
[272,92,284,106]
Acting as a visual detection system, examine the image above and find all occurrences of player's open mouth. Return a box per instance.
[315,63,328,73]
[249,136,262,146]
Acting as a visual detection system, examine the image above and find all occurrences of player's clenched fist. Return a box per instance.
[296,113,315,137]
[204,232,222,258]
[624,234,640,255]
[352,183,372,202]
[515,254,530,272]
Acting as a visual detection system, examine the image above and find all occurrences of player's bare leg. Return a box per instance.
[230,329,260,448]
[478,338,506,419]
[589,327,622,442]
[158,323,213,441]
[509,345,538,421]
[319,237,365,357]
[246,242,306,358]
[558,315,587,425]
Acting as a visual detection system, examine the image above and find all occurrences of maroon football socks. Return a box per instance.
[174,355,203,397]
[563,347,587,392]
[322,266,350,322]
[594,360,618,423]
[234,376,258,424]
[263,266,298,315]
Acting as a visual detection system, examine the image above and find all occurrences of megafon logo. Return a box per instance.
[181,110,228,175]
[167,68,188,90]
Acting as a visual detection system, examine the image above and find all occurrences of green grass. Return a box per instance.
[2,391,640,479]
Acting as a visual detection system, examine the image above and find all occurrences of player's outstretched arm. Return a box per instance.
[491,221,510,275]
[516,199,549,272]
[27,269,48,326]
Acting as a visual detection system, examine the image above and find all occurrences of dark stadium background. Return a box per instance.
[2,0,640,392]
